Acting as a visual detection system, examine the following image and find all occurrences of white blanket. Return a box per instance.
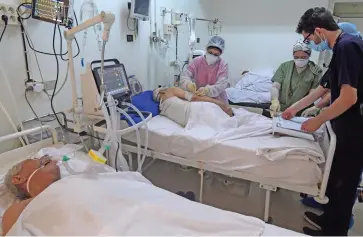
[171,107,324,163]
[227,71,273,104]
[8,172,265,236]
[227,88,271,104]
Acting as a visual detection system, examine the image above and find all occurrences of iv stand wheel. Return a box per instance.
[314,196,329,205]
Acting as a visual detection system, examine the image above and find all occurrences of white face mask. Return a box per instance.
[294,59,309,68]
[205,53,219,65]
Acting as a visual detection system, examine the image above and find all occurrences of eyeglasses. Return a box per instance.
[303,33,312,44]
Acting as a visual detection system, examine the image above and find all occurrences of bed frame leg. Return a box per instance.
[260,184,277,223]
[264,190,271,223]
[199,168,204,203]
[127,152,133,171]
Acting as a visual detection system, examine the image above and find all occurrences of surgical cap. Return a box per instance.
[152,87,166,102]
[293,40,311,55]
[206,36,225,53]
[339,22,361,37]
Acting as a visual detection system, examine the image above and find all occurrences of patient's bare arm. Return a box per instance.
[2,199,32,236]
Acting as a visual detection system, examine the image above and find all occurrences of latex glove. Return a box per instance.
[270,99,281,113]
[196,87,209,96]
[187,83,197,93]
[282,107,298,120]
[302,106,320,117]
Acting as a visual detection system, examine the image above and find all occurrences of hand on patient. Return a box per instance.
[270,99,281,113]
[187,82,197,94]
[302,106,320,117]
[196,87,209,97]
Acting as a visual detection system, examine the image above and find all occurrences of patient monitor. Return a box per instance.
[81,59,132,116]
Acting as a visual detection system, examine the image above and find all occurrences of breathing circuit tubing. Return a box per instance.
[122,102,149,172]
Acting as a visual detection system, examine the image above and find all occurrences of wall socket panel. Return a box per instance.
[0,3,23,26]
[43,80,57,91]
[163,24,174,35]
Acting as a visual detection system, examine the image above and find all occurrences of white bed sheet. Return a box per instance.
[124,116,322,186]
[7,172,303,236]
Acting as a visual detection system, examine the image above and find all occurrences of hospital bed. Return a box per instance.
[121,114,336,223]
[0,126,304,236]
[227,68,274,114]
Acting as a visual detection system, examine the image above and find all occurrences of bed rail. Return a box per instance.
[316,121,337,204]
[0,126,58,145]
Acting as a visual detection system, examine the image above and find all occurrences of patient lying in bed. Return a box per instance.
[2,157,266,236]
[153,87,233,127]
[2,156,60,235]
[1,155,113,236]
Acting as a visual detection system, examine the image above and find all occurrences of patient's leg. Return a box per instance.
[191,94,233,117]
[166,87,233,116]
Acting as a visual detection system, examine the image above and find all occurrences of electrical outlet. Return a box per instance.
[163,24,174,35]
[43,80,57,91]
[26,82,44,93]
[169,61,178,67]
[0,3,22,26]
[126,34,133,42]
[197,38,200,43]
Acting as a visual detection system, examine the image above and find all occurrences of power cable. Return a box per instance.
[115,142,120,172]
[0,15,8,43]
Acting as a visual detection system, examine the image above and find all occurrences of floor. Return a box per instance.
[141,159,363,236]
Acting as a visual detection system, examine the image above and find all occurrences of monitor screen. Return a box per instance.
[97,67,129,96]
[134,0,150,17]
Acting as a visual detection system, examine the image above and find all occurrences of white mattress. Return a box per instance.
[124,116,322,186]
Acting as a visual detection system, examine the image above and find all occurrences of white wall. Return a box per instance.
[0,0,207,152]
[198,0,330,84]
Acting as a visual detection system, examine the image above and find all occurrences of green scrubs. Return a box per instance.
[272,60,322,111]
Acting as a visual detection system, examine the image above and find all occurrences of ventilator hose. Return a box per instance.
[116,107,139,172]
[122,102,149,172]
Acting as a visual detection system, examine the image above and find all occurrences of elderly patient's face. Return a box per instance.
[12,156,61,197]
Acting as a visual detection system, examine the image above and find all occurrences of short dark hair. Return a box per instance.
[296,7,340,34]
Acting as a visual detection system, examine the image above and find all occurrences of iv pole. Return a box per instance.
[64,11,115,132]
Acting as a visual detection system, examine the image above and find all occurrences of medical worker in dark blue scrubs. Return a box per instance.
[295,7,363,236]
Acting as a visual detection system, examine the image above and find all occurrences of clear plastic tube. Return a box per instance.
[116,107,141,171]
[62,153,93,175]
[100,41,106,85]
[98,95,114,155]
[122,102,149,172]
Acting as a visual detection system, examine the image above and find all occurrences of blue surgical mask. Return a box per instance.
[309,34,331,52]
[309,40,330,52]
